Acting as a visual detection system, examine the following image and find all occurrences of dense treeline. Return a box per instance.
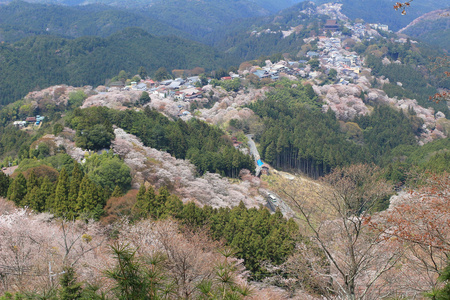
[4,165,106,220]
[179,201,298,276]
[215,30,306,62]
[249,81,364,177]
[402,13,450,51]
[210,1,325,59]
[0,27,235,106]
[384,138,450,183]
[1,152,132,219]
[66,107,255,177]
[129,184,298,275]
[250,80,422,178]
[355,105,417,164]
[0,98,55,163]
[0,126,35,162]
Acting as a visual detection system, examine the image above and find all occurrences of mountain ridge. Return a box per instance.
[399,7,450,51]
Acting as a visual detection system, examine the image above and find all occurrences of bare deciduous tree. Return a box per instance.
[278,164,402,299]
[370,173,450,296]
[118,219,251,299]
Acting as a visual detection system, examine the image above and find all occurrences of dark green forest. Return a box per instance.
[0,27,235,106]
[208,1,327,57]
[179,201,298,275]
[250,80,428,178]
[249,81,363,177]
[402,13,450,52]
[0,0,189,43]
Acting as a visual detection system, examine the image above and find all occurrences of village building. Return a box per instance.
[26,117,37,123]
[324,19,339,32]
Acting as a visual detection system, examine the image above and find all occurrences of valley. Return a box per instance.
[0,0,449,299]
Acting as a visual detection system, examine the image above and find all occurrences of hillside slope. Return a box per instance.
[19,0,304,12]
[400,8,450,52]
[3,0,305,40]
[0,28,234,105]
[0,0,189,43]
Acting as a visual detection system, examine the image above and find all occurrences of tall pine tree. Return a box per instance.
[132,184,147,218]
[41,176,56,211]
[68,162,83,211]
[0,171,10,198]
[22,170,39,207]
[54,168,70,218]
[7,173,27,205]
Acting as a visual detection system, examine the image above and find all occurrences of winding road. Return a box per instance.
[246,134,261,175]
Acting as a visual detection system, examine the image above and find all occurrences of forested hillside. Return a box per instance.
[401,8,450,52]
[19,0,303,13]
[0,28,234,105]
[0,0,188,43]
[4,0,301,40]
[248,80,422,178]
[211,1,326,59]
[65,107,255,178]
[357,36,450,115]
[0,0,449,299]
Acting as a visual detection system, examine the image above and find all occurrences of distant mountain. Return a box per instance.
[0,0,190,43]
[211,1,327,60]
[4,0,305,39]
[313,0,450,31]
[400,8,450,52]
[18,0,304,13]
[0,27,234,105]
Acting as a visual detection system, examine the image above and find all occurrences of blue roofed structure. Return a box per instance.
[257,159,264,167]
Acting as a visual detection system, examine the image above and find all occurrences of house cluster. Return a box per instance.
[369,23,389,32]
[13,115,45,128]
[296,34,362,84]
[344,23,378,39]
[317,36,361,82]
[251,60,303,80]
[129,77,205,103]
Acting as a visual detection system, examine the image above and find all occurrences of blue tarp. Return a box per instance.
[257,160,264,167]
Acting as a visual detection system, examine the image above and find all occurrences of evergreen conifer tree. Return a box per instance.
[164,195,183,218]
[26,170,39,194]
[26,186,43,212]
[59,266,83,300]
[133,184,147,218]
[7,173,27,205]
[145,186,158,218]
[76,175,104,218]
[22,170,39,207]
[41,176,56,211]
[83,181,101,213]
[111,185,123,198]
[0,171,10,198]
[54,168,70,217]
[68,162,83,211]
